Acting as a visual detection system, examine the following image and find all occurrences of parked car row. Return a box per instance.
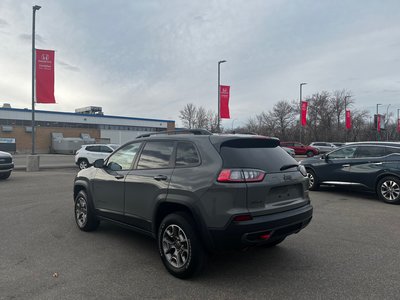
[280,141,346,157]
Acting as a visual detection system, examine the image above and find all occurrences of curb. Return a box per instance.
[14,165,78,171]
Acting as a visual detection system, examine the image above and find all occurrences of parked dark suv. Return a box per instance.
[0,151,13,180]
[73,130,313,278]
[300,142,400,204]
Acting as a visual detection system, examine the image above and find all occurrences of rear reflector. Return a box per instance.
[217,169,265,183]
[260,233,271,240]
[233,214,253,222]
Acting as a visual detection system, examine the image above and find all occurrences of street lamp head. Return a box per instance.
[300,82,307,87]
[218,60,227,64]
[33,5,41,10]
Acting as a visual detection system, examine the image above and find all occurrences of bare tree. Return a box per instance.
[179,103,197,129]
[207,110,220,132]
[270,100,295,140]
[195,106,209,129]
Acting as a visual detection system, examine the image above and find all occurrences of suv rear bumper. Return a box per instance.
[208,204,313,250]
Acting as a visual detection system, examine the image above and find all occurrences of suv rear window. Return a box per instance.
[220,139,296,172]
[175,142,200,167]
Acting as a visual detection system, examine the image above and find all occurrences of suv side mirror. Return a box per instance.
[94,159,105,168]
[321,154,326,160]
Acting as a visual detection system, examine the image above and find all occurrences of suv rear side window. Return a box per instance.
[175,142,200,167]
[86,146,100,152]
[386,147,400,155]
[137,141,174,169]
[220,139,296,172]
[355,146,386,158]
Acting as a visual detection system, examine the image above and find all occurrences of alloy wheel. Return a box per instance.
[307,172,314,189]
[75,197,88,228]
[79,160,88,170]
[162,224,189,268]
[380,180,400,201]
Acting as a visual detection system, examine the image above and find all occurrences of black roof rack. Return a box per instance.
[136,129,212,139]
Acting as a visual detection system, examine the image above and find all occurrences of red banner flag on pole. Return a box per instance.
[377,114,381,132]
[36,49,56,103]
[219,85,230,119]
[301,101,307,126]
[345,110,352,129]
[397,119,400,133]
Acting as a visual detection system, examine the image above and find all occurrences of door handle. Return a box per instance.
[374,162,383,165]
[153,175,168,181]
[115,175,124,180]
[342,164,350,167]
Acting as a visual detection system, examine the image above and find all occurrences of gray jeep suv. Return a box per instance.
[73,130,313,278]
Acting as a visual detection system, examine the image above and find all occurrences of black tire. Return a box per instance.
[78,158,90,170]
[74,190,99,231]
[0,171,11,180]
[306,150,314,157]
[377,176,400,204]
[307,169,320,191]
[158,212,206,279]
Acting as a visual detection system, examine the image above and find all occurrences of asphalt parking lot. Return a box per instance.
[1,170,400,299]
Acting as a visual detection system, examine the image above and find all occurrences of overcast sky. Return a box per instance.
[1,0,399,127]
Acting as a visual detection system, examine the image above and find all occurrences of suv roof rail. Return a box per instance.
[136,128,213,139]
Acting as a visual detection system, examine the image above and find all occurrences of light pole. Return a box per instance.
[231,118,237,131]
[32,5,41,155]
[299,82,307,143]
[217,60,226,133]
[376,103,382,141]
[344,95,350,142]
[385,104,391,141]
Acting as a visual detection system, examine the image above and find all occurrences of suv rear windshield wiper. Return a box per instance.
[280,164,299,171]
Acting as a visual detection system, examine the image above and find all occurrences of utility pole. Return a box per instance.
[376,103,382,141]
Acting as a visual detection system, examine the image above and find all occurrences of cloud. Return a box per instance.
[1,0,400,127]
[19,33,45,43]
[57,60,80,72]
[0,18,9,27]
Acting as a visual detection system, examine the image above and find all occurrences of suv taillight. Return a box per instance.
[217,169,266,183]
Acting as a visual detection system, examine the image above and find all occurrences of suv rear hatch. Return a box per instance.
[214,137,310,216]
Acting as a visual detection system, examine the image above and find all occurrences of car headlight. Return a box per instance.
[299,165,307,177]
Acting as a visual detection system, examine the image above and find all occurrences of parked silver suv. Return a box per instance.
[73,130,313,278]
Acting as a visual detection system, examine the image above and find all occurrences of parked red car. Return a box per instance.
[280,142,319,157]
